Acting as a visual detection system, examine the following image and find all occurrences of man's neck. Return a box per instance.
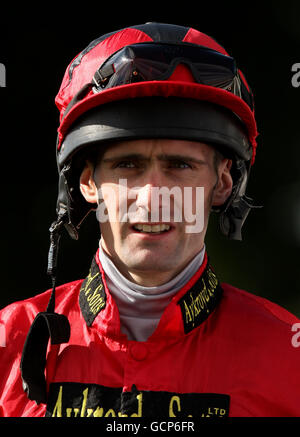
[98,243,206,341]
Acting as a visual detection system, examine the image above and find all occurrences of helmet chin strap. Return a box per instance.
[46,214,67,311]
[20,213,71,405]
[218,160,262,240]
[219,195,258,240]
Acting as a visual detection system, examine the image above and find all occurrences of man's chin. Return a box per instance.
[121,251,177,275]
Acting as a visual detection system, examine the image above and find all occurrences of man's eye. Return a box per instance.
[115,161,136,168]
[170,161,192,169]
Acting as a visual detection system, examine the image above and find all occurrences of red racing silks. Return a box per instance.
[0,250,300,417]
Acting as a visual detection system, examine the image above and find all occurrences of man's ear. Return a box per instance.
[212,159,233,207]
[79,161,98,204]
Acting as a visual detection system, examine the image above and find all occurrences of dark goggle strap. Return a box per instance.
[20,214,71,405]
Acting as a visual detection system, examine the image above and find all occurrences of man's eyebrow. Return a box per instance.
[102,153,147,163]
[157,154,208,165]
[102,153,208,165]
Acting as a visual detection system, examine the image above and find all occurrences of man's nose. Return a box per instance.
[134,170,165,212]
[134,183,158,212]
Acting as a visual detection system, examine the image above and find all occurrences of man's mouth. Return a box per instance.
[131,223,171,234]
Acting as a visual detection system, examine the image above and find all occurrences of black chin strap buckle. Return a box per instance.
[219,194,261,241]
[218,159,263,241]
[20,214,71,404]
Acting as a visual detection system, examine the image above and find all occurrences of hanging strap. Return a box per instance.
[20,312,70,404]
[20,214,71,404]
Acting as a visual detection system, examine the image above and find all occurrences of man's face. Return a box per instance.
[81,139,232,285]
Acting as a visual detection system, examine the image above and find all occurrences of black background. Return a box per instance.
[0,4,299,317]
